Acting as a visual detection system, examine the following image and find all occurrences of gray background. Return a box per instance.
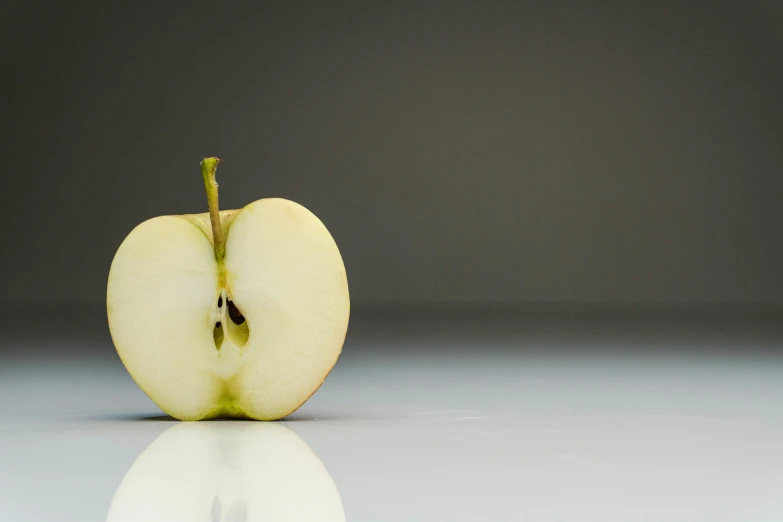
[2,1,782,306]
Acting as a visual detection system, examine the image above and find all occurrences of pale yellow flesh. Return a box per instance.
[106,423,345,521]
[107,198,350,420]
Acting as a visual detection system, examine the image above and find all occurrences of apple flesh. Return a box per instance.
[106,159,350,420]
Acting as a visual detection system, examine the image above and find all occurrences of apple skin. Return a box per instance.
[107,197,350,421]
[106,422,346,522]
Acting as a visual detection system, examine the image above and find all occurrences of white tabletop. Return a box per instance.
[2,315,782,521]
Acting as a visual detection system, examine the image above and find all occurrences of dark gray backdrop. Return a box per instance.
[2,1,782,306]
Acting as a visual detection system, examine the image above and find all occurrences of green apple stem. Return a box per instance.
[201,157,225,262]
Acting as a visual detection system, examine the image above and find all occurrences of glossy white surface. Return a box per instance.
[1,318,782,521]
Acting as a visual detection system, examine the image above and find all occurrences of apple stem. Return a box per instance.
[201,157,225,261]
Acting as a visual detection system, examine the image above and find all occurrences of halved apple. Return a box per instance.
[107,158,350,420]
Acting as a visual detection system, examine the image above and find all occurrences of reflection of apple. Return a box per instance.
[106,422,345,522]
[107,158,350,420]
